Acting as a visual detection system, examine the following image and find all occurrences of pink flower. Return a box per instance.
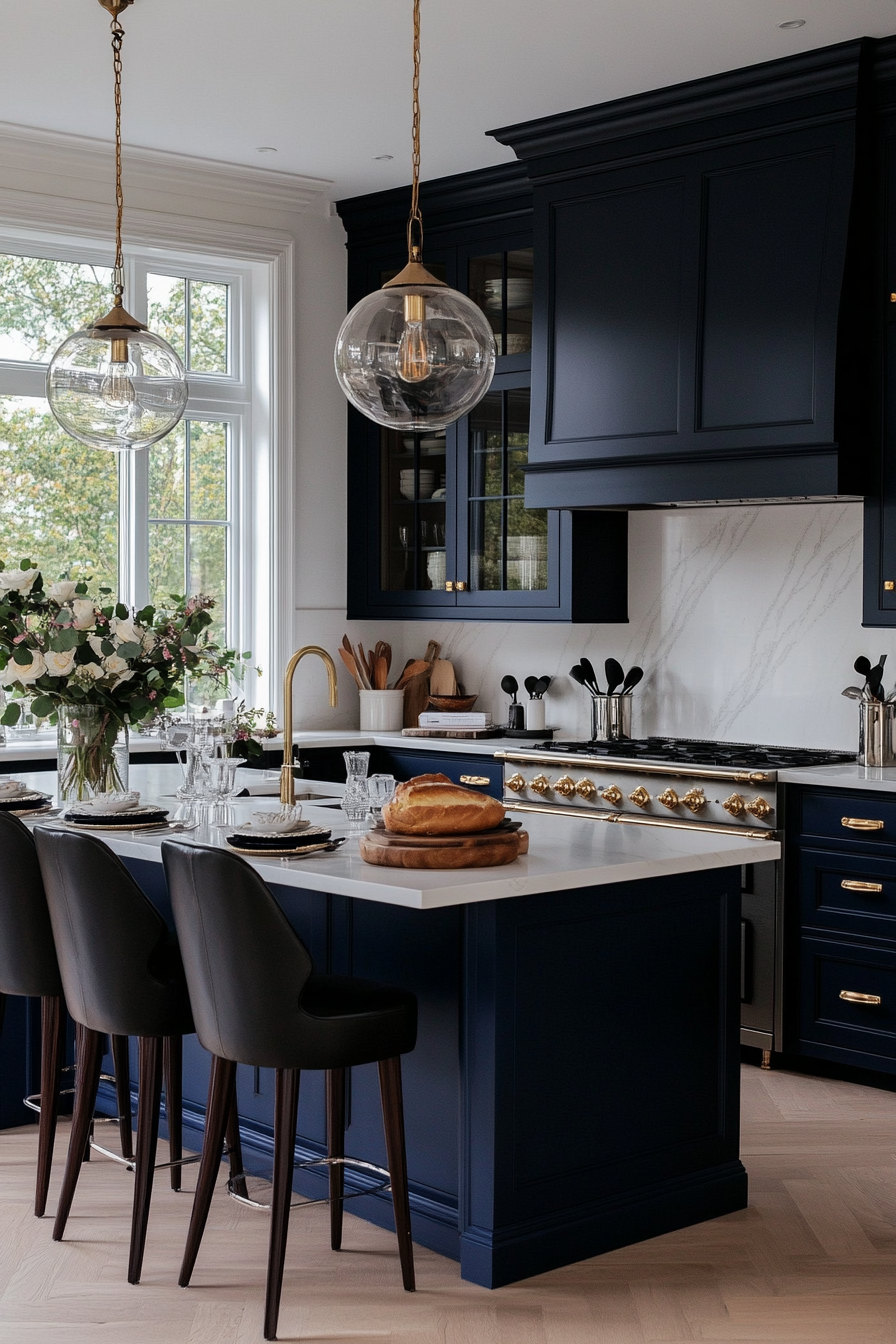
[12,634,26,643]
[148,691,157,700]
[162,646,173,660]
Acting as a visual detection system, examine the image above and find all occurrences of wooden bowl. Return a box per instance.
[427,694,478,712]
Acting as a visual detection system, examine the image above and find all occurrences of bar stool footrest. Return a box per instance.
[227,1155,392,1211]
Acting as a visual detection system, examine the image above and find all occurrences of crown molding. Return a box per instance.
[0,120,333,217]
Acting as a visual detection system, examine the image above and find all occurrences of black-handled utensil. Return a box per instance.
[524,676,540,699]
[580,657,601,695]
[854,656,872,680]
[605,657,624,695]
[622,666,643,694]
[570,665,597,697]
[500,674,519,703]
[534,675,552,699]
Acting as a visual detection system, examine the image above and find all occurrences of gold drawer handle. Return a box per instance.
[839,990,883,1006]
[841,880,884,893]
[841,817,885,831]
[460,775,490,786]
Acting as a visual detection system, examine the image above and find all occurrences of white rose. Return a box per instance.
[0,567,39,597]
[75,662,104,682]
[103,653,131,678]
[87,634,106,658]
[71,599,97,630]
[110,616,144,646]
[112,670,135,688]
[44,649,77,678]
[1,649,46,684]
[48,580,78,603]
[141,630,156,653]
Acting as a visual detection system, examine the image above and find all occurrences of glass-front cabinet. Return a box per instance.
[340,167,628,622]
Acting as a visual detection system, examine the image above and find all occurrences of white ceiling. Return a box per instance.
[1,0,894,201]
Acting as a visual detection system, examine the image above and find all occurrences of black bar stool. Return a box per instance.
[0,812,133,1215]
[162,839,418,1342]
[33,826,244,1283]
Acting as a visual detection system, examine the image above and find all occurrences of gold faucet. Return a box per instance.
[280,646,339,805]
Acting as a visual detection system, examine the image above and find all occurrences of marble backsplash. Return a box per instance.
[414,501,883,752]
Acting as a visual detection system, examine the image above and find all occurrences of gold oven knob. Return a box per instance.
[722,793,746,817]
[600,784,623,806]
[682,788,706,813]
[505,772,526,794]
[529,774,551,796]
[575,778,597,801]
[628,786,651,808]
[554,775,576,798]
[744,796,773,821]
[657,787,679,810]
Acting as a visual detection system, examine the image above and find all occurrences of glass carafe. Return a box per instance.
[342,751,371,826]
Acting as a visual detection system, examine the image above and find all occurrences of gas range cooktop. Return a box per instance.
[534,737,855,770]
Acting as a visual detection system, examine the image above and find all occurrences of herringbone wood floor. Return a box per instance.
[0,1065,893,1343]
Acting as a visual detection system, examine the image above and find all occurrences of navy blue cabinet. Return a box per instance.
[787,785,896,1075]
[338,166,628,623]
[491,40,872,511]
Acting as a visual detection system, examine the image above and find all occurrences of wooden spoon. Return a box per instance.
[395,659,431,690]
[375,655,388,690]
[338,646,364,689]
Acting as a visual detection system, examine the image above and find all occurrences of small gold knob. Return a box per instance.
[744,796,773,820]
[445,580,455,592]
[455,581,467,591]
[505,772,526,794]
[886,581,895,591]
[628,786,651,808]
[682,788,706,813]
[554,775,576,798]
[600,784,623,805]
[657,787,679,810]
[529,773,551,796]
[723,793,745,817]
[575,778,597,801]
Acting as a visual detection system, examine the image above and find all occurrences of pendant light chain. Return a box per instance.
[407,0,423,262]
[110,13,126,300]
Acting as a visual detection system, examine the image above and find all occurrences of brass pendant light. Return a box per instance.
[334,0,496,431]
[46,0,188,453]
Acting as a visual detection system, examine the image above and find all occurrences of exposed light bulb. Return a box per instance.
[397,292,430,383]
[100,358,137,410]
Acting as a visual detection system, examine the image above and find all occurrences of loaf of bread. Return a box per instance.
[382,773,506,836]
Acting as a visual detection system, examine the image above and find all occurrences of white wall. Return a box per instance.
[409,501,879,752]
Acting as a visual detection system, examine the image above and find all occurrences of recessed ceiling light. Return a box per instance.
[374,154,394,161]
[256,146,277,155]
[778,19,806,28]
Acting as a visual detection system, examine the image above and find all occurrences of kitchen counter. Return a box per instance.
[778,760,896,792]
[7,761,767,1290]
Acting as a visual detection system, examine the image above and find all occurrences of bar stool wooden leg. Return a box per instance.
[163,1035,183,1191]
[110,1034,133,1161]
[35,994,65,1218]
[179,1054,236,1287]
[378,1056,415,1292]
[53,1026,103,1241]
[128,1035,164,1284]
[326,1067,346,1251]
[264,1067,300,1341]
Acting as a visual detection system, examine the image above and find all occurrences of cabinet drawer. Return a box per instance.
[378,749,504,798]
[799,935,896,1069]
[798,790,896,847]
[798,846,896,944]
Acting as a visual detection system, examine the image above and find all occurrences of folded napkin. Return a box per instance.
[237,807,305,836]
[0,779,29,798]
[72,791,141,815]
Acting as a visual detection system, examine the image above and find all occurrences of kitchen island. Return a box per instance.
[8,767,779,1288]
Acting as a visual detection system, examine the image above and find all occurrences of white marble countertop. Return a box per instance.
[14,764,778,912]
[0,728,550,764]
[777,761,896,793]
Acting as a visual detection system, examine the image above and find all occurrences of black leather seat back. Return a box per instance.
[0,812,63,998]
[34,827,193,1038]
[162,840,314,1066]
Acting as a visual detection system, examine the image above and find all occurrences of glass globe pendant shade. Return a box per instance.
[334,262,496,432]
[46,301,188,453]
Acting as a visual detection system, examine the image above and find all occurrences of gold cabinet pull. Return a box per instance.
[445,580,455,592]
[841,879,884,894]
[460,775,490,786]
[839,990,883,1006]
[455,581,467,591]
[841,817,885,831]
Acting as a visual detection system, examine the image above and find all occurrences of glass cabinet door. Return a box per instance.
[465,387,550,597]
[468,246,533,361]
[379,426,449,593]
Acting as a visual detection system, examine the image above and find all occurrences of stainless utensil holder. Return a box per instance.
[858,700,896,766]
[591,694,632,742]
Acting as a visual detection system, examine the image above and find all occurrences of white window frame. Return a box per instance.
[0,214,292,713]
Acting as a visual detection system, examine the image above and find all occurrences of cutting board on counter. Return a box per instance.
[359,824,528,870]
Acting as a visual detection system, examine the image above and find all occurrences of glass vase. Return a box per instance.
[56,705,129,803]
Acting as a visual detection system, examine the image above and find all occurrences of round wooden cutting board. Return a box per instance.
[359,825,528,870]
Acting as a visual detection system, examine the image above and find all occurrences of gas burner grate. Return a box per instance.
[538,737,855,769]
